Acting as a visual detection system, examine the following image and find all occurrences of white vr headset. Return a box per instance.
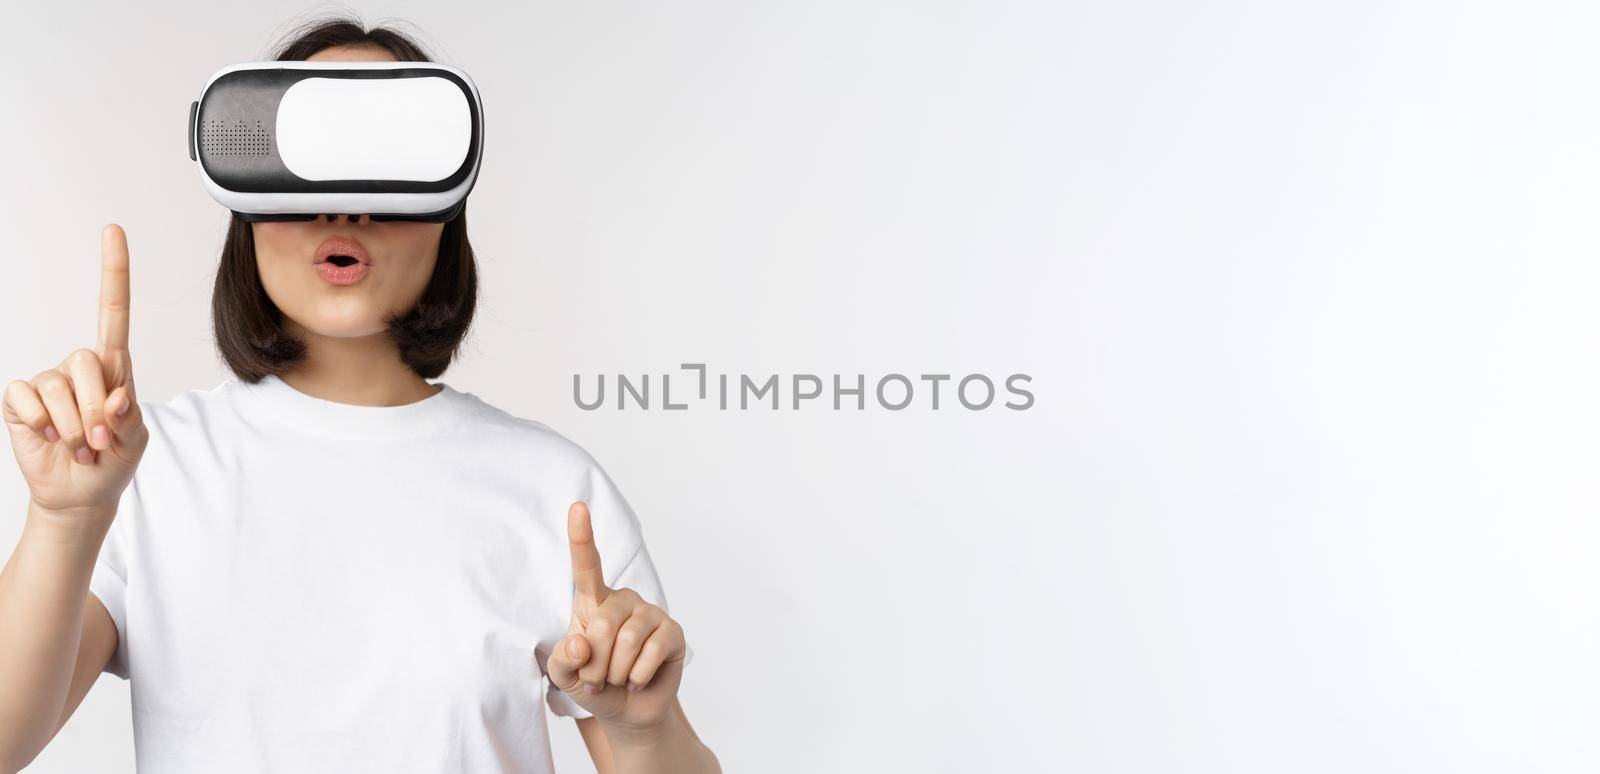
[188,61,484,222]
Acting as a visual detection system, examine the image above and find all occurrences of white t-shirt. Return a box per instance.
[88,373,680,773]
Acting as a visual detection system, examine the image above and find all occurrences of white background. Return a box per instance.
[3,1,1597,771]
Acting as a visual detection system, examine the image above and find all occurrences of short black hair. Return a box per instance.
[211,14,478,383]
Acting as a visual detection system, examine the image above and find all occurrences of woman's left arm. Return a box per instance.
[545,502,720,774]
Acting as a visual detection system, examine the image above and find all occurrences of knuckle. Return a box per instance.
[35,371,68,394]
[3,382,31,411]
[615,628,641,648]
[68,348,100,369]
[585,618,613,638]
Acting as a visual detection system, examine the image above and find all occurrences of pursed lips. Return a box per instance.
[311,234,372,285]
[313,235,372,267]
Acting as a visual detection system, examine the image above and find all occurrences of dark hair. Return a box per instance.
[211,15,478,383]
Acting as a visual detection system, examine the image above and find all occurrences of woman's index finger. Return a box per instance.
[98,224,131,354]
[568,501,608,599]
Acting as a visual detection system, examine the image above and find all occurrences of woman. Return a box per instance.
[0,17,719,774]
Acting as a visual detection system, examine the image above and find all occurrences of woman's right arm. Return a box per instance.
[0,225,148,772]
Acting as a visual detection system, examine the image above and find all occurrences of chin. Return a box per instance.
[310,322,389,338]
[292,307,389,338]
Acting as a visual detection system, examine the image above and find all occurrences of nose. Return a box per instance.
[320,213,370,225]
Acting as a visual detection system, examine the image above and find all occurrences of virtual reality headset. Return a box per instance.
[188,61,484,223]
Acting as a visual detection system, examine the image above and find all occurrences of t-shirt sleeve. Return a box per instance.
[544,456,694,719]
[88,479,138,680]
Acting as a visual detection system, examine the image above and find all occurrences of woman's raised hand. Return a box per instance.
[544,501,689,733]
[3,224,148,520]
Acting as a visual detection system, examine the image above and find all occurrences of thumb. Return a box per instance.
[545,633,591,694]
[104,384,148,463]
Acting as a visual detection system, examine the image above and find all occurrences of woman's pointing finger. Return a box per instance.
[568,501,608,601]
[98,223,132,356]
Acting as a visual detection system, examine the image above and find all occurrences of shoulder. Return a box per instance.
[132,378,244,439]
[453,390,646,538]
[451,389,608,477]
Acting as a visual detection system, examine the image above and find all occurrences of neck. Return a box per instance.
[278,319,442,407]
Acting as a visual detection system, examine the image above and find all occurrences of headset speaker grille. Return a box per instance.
[200,119,271,157]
